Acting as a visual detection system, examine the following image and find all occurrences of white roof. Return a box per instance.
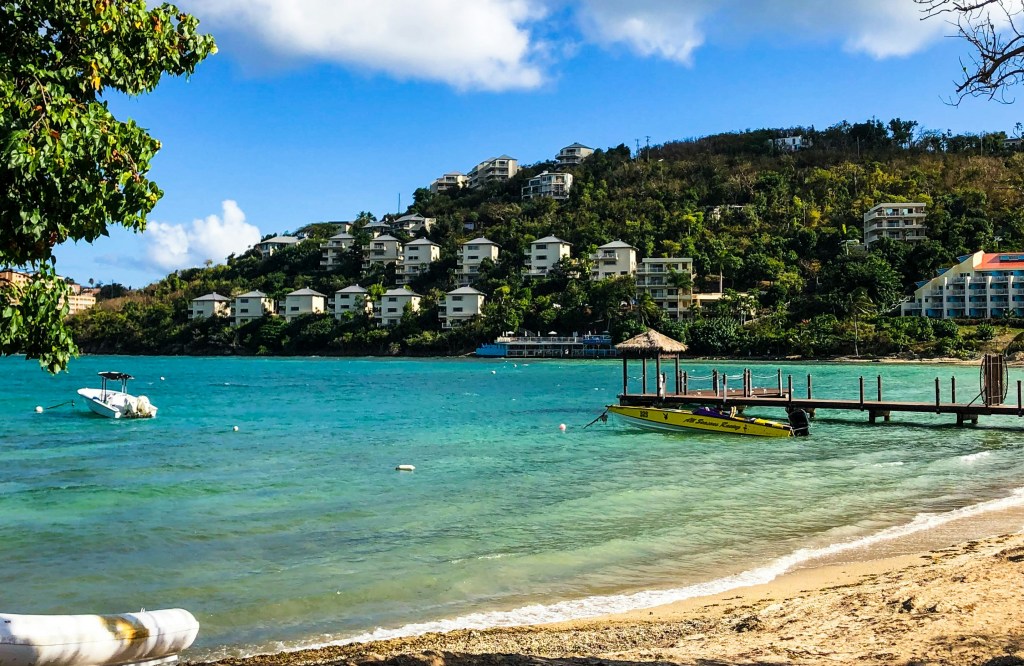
[405,238,439,246]
[192,292,231,302]
[329,232,354,239]
[372,234,401,242]
[382,288,421,297]
[598,240,638,250]
[447,287,485,295]
[336,285,368,294]
[463,237,497,246]
[260,235,299,244]
[561,142,592,150]
[287,288,326,297]
[365,220,390,227]
[533,235,570,245]
[235,290,268,298]
[396,214,425,221]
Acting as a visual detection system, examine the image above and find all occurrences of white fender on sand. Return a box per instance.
[0,608,199,666]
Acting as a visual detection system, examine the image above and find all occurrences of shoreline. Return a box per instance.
[191,502,1024,666]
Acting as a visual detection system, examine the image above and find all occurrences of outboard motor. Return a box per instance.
[787,408,811,437]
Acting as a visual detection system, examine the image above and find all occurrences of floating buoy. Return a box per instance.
[491,370,496,375]
[396,464,415,472]
[160,376,165,381]
[559,423,567,431]
[34,406,43,413]
[232,426,239,432]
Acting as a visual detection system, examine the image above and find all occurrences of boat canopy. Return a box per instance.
[98,371,133,381]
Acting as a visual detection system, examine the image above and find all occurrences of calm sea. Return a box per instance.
[2,355,1024,660]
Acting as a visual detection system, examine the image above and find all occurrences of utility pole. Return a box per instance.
[645,135,651,162]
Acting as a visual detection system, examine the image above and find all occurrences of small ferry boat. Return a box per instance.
[77,371,157,419]
[476,333,618,358]
[607,404,796,437]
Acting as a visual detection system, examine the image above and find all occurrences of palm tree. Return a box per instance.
[848,287,876,357]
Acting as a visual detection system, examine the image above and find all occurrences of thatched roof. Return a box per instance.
[615,329,687,357]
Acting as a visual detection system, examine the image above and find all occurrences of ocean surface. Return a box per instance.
[3,355,1024,660]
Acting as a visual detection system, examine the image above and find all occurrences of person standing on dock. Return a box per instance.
[657,372,666,400]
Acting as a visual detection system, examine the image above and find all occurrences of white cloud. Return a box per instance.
[573,0,711,65]
[185,0,547,91]
[145,200,261,271]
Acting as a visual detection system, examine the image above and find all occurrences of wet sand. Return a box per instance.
[193,522,1024,666]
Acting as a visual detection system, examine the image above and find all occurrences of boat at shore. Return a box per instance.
[607,404,799,437]
[77,371,157,419]
[476,334,618,358]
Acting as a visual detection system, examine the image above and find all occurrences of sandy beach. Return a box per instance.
[194,527,1024,666]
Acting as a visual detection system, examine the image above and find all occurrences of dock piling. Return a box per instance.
[859,376,865,409]
[935,377,941,413]
[787,375,793,406]
[683,371,688,395]
[777,369,783,394]
[877,375,883,402]
[951,376,957,404]
[807,374,812,399]
[723,375,728,405]
[1018,380,1022,416]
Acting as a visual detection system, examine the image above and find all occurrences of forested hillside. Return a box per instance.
[70,119,1024,359]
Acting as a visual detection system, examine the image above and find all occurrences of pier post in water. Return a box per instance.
[807,374,812,399]
[935,377,941,413]
[642,358,647,395]
[787,375,793,406]
[877,375,883,402]
[1018,380,1022,416]
[622,358,628,396]
[674,357,680,394]
[777,368,783,394]
[952,376,957,404]
[859,376,864,409]
[713,369,719,397]
[683,371,688,395]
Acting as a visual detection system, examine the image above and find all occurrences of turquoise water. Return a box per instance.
[2,355,1024,660]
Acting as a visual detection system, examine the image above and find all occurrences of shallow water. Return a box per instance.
[2,356,1023,659]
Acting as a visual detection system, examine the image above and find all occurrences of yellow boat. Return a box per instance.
[607,404,795,438]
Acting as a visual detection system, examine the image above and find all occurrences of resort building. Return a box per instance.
[376,288,421,327]
[430,172,468,193]
[590,241,638,280]
[397,238,441,285]
[556,143,594,168]
[467,156,518,189]
[320,232,356,269]
[636,257,694,321]
[772,136,810,152]
[333,285,372,318]
[863,203,928,249]
[363,220,392,238]
[526,236,572,277]
[0,269,31,288]
[63,283,97,316]
[283,288,327,322]
[439,287,485,328]
[457,237,500,286]
[256,235,300,258]
[188,292,232,320]
[901,250,1024,319]
[393,214,435,235]
[233,290,274,326]
[362,234,404,270]
[330,221,354,234]
[521,171,573,201]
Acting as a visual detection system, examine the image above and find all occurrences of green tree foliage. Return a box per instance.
[0,1,215,371]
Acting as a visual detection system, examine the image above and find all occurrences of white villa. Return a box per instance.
[458,237,500,285]
[526,236,572,277]
[188,292,232,320]
[522,171,573,200]
[772,136,810,152]
[376,288,421,327]
[468,156,518,189]
[636,258,694,321]
[320,232,356,269]
[233,290,274,326]
[591,241,638,280]
[398,238,441,285]
[333,285,372,318]
[556,143,594,167]
[901,250,1024,319]
[284,288,327,322]
[863,203,928,249]
[256,235,300,258]
[363,220,391,238]
[393,214,435,235]
[363,234,404,270]
[430,172,468,193]
[440,287,485,328]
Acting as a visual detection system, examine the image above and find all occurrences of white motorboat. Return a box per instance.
[77,372,157,419]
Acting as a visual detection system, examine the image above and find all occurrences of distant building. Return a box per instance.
[376,287,421,327]
[526,236,572,277]
[522,171,573,201]
[901,251,1024,319]
[863,202,928,249]
[430,172,468,193]
[556,143,594,168]
[284,288,327,322]
[467,156,518,189]
[772,136,810,152]
[233,290,274,326]
[393,214,435,235]
[64,283,96,316]
[590,241,638,280]
[333,285,372,318]
[440,287,485,328]
[0,270,31,289]
[398,238,441,285]
[320,232,356,269]
[1004,137,1024,150]
[255,235,300,258]
[189,292,232,320]
[457,237,500,286]
[363,220,392,238]
[636,257,693,321]
[363,234,404,271]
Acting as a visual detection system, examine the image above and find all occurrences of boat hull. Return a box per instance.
[77,389,157,419]
[608,404,793,437]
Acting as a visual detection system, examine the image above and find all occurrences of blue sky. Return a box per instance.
[53,0,1024,288]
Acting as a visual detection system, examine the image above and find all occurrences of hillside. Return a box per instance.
[69,119,1024,359]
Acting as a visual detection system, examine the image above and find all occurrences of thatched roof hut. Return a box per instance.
[615,329,687,358]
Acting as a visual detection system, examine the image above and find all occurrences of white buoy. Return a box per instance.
[34,406,43,413]
[396,464,415,472]
[160,376,165,381]
[232,426,239,432]
[491,370,496,375]
[559,423,567,431]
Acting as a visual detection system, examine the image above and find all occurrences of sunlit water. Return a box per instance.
[2,356,1024,660]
